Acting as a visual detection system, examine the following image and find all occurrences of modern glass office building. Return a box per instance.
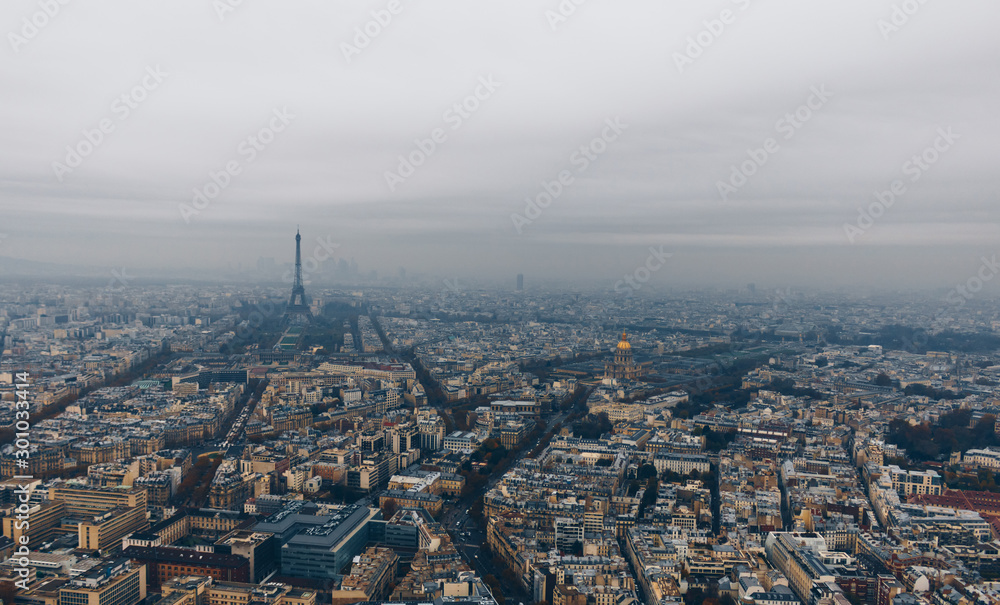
[280,504,383,580]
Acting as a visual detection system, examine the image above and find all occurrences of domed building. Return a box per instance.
[605,331,640,381]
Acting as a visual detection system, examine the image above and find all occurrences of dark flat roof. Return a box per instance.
[123,546,248,569]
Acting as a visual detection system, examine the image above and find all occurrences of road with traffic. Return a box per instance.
[441,409,571,604]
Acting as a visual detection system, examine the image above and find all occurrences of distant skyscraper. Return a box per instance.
[516,273,524,291]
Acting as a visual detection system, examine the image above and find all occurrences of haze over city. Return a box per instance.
[2,0,999,290]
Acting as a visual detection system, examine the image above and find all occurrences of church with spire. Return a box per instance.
[605,331,641,381]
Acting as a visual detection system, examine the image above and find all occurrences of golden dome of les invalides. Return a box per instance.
[606,331,639,381]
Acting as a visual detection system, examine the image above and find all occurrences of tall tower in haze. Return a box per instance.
[516,273,524,291]
[287,228,310,316]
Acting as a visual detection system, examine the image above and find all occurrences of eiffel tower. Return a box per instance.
[287,228,311,317]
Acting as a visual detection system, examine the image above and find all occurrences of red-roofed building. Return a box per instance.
[910,489,1000,538]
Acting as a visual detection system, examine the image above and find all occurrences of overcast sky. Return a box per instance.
[2,0,998,290]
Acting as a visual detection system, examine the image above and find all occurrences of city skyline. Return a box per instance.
[5,3,1000,604]
[5,226,1000,294]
